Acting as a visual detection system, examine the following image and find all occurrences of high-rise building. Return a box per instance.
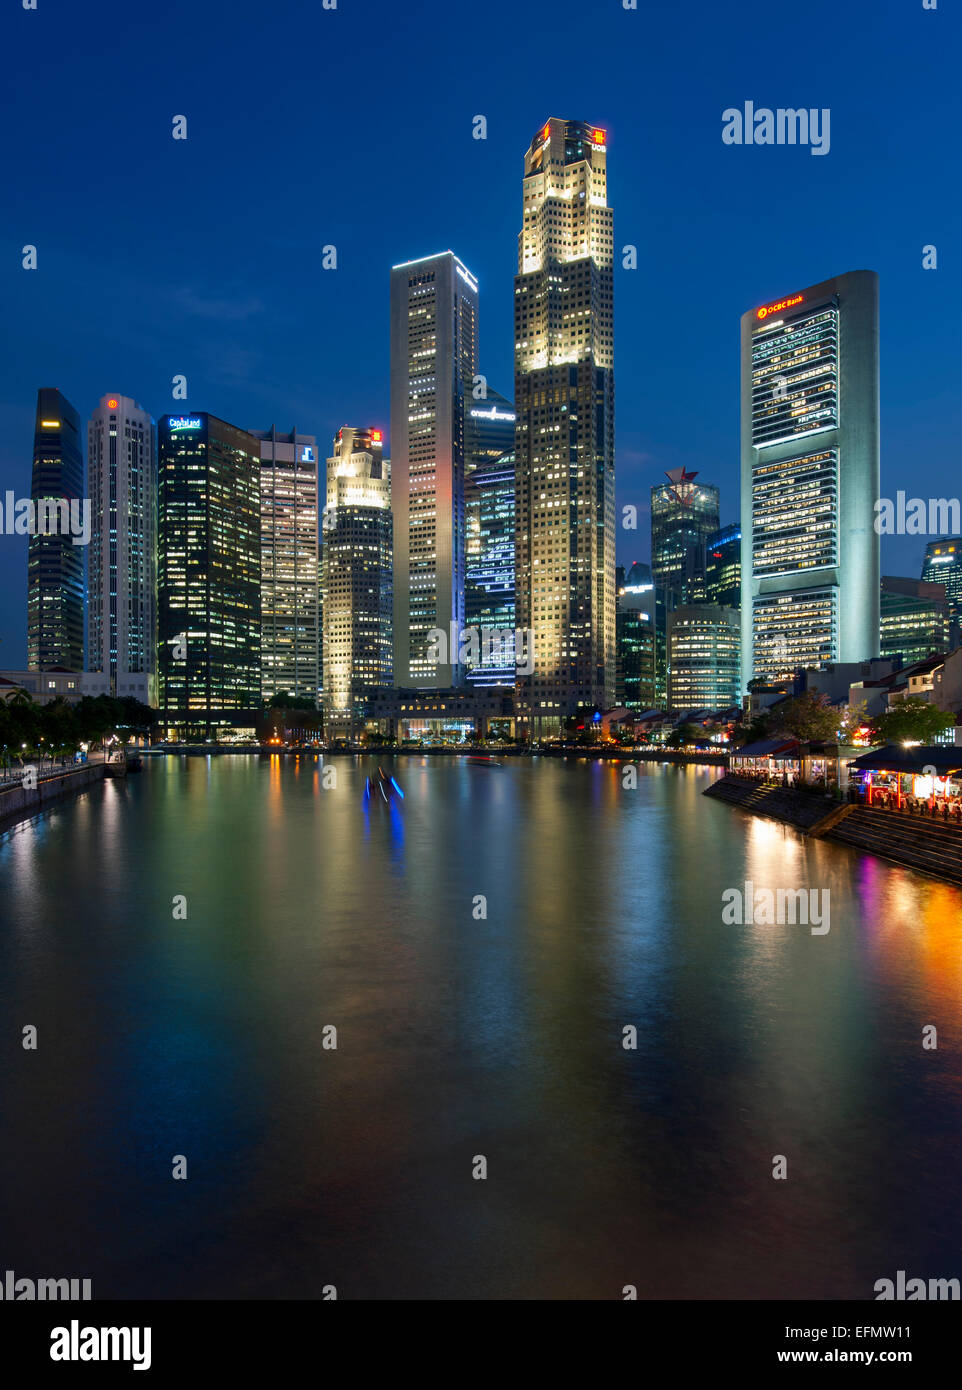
[740,271,880,691]
[465,391,517,687]
[704,523,742,610]
[880,576,947,666]
[616,566,656,709]
[667,605,741,712]
[514,117,616,731]
[321,427,393,736]
[157,413,261,739]
[27,388,85,671]
[650,469,720,704]
[87,394,156,703]
[390,251,479,688]
[251,427,319,705]
[922,539,962,643]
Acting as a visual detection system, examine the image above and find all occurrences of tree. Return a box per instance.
[871,698,956,746]
[667,722,703,748]
[766,691,840,743]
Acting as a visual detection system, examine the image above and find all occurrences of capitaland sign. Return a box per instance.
[756,294,804,322]
[168,416,202,431]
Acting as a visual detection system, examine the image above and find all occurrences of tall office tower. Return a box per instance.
[922,539,962,643]
[650,470,720,704]
[880,576,947,666]
[740,271,880,691]
[157,414,261,740]
[704,523,742,609]
[466,451,516,687]
[27,388,85,671]
[251,427,319,705]
[87,394,156,703]
[667,605,741,712]
[465,391,517,686]
[390,251,479,688]
[616,568,656,709]
[322,427,393,736]
[514,117,616,732]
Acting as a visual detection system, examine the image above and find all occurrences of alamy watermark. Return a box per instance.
[874,492,960,536]
[0,492,90,546]
[722,102,830,156]
[427,624,535,676]
[722,881,830,935]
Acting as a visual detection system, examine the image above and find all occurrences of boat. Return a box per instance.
[466,755,503,768]
[365,767,404,803]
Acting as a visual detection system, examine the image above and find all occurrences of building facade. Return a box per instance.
[157,413,261,739]
[704,523,742,609]
[390,251,479,688]
[27,388,85,671]
[650,470,720,704]
[514,117,616,731]
[740,271,881,691]
[252,427,319,705]
[616,566,656,709]
[465,392,517,687]
[87,394,156,703]
[667,604,741,711]
[922,538,962,644]
[321,427,393,736]
[880,576,947,667]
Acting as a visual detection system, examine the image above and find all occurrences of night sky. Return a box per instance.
[1,0,958,665]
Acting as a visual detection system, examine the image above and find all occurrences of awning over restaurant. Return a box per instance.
[849,745,962,776]
[732,739,799,759]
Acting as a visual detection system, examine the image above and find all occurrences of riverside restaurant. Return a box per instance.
[848,744,962,816]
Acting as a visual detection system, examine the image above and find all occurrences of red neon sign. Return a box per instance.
[756,294,804,321]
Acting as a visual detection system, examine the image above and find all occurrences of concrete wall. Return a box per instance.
[0,762,107,830]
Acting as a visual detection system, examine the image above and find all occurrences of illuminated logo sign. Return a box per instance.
[371,430,383,443]
[169,416,202,431]
[299,446,315,463]
[107,398,119,410]
[593,129,606,145]
[756,294,804,321]
[469,407,516,422]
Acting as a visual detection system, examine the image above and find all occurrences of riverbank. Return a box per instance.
[0,762,108,833]
[704,774,962,885]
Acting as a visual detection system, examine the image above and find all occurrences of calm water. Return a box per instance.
[1,755,961,1300]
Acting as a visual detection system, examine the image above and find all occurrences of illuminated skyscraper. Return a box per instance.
[650,470,720,704]
[616,565,656,709]
[922,539,962,641]
[87,394,156,703]
[704,523,742,610]
[27,388,85,671]
[740,271,880,690]
[514,117,616,731]
[157,413,261,739]
[466,390,517,687]
[322,427,393,735]
[390,251,479,688]
[880,576,947,666]
[667,605,741,712]
[251,427,319,704]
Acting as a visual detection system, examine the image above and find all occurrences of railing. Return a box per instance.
[0,760,92,792]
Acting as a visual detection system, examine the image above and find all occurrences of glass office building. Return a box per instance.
[27,388,85,671]
[667,605,741,712]
[741,271,880,690]
[157,413,261,739]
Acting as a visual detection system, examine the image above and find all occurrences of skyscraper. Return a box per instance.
[157,413,261,740]
[390,251,479,688]
[252,427,319,705]
[321,427,393,736]
[704,523,742,610]
[87,394,156,703]
[650,469,720,704]
[514,117,616,732]
[880,576,947,666]
[667,605,741,712]
[922,539,962,643]
[740,271,880,691]
[466,390,517,687]
[616,565,656,709]
[27,388,85,671]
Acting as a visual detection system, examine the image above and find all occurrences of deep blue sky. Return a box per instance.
[1,0,959,666]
